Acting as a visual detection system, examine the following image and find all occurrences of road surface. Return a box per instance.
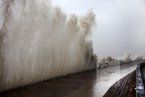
[0,61,142,97]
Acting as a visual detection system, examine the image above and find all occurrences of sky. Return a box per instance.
[53,0,145,58]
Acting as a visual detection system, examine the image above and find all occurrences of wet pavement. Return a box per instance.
[0,61,142,97]
[104,71,136,97]
[0,70,97,97]
[94,61,141,97]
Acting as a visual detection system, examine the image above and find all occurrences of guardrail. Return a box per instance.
[136,61,145,97]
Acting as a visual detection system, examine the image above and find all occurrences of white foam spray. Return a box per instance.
[0,0,96,91]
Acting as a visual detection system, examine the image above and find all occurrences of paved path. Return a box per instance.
[0,61,142,97]
[93,61,141,97]
[103,71,136,97]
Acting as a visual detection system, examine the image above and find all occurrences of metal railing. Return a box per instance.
[136,61,145,97]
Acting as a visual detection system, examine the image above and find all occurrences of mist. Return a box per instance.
[53,0,145,58]
[0,0,96,91]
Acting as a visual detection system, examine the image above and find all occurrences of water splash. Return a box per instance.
[0,0,96,91]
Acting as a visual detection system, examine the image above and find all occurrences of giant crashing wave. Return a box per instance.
[0,0,97,91]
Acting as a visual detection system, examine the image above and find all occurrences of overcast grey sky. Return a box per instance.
[53,0,145,57]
